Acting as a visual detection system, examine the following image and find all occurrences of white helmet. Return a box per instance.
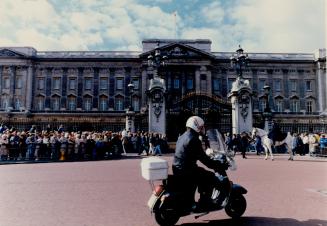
[186,116,205,134]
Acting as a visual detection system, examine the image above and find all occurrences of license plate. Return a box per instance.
[147,194,159,210]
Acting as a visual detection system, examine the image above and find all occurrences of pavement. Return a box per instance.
[0,153,326,226]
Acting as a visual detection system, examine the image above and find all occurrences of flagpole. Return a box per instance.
[174,11,177,39]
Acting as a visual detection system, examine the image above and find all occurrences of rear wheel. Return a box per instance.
[154,202,180,226]
[225,194,246,218]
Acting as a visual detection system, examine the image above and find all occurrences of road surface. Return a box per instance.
[0,154,326,226]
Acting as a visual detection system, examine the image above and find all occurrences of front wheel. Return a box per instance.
[154,203,180,226]
[225,194,246,218]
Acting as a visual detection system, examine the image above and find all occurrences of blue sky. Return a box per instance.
[0,0,325,53]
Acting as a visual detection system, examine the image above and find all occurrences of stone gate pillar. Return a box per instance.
[229,77,253,134]
[147,77,166,135]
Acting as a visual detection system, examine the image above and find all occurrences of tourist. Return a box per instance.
[26,133,36,160]
[240,132,249,159]
[302,133,309,155]
[319,134,327,149]
[254,135,263,155]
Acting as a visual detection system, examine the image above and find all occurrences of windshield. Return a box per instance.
[206,129,227,154]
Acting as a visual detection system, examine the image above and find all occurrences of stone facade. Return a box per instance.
[0,39,326,134]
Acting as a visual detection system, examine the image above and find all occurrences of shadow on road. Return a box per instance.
[178,217,327,226]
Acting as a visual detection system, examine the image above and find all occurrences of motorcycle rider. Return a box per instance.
[172,116,230,210]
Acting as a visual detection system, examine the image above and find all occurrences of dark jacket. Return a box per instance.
[172,129,222,175]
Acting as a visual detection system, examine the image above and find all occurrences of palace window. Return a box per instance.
[290,80,297,91]
[259,98,266,112]
[100,78,108,90]
[52,97,60,110]
[187,77,194,90]
[115,96,124,111]
[85,78,92,90]
[132,79,139,90]
[228,79,235,91]
[99,97,108,111]
[213,78,220,92]
[306,81,312,91]
[53,78,61,90]
[173,78,180,89]
[258,80,265,91]
[36,96,44,111]
[116,78,123,90]
[15,98,21,110]
[274,80,281,91]
[275,99,283,112]
[84,97,92,111]
[3,78,10,89]
[37,78,45,90]
[67,96,76,111]
[290,99,299,112]
[69,79,77,90]
[306,100,313,113]
[200,74,207,92]
[132,97,140,111]
[1,95,9,109]
[16,77,22,89]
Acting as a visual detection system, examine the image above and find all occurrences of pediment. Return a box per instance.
[140,43,215,59]
[0,48,26,58]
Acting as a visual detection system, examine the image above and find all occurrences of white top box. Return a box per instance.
[141,157,169,181]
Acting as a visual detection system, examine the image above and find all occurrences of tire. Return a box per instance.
[154,204,180,226]
[225,194,246,219]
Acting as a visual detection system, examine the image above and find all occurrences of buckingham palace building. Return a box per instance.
[0,39,326,139]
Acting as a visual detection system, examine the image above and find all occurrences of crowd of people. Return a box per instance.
[224,131,327,159]
[0,122,325,162]
[0,124,169,162]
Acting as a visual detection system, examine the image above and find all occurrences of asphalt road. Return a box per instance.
[0,154,326,226]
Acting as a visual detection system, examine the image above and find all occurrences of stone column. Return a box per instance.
[318,61,327,112]
[195,69,200,93]
[207,70,212,94]
[9,66,16,109]
[231,96,239,135]
[141,69,147,107]
[125,111,135,133]
[25,65,34,111]
[0,66,2,95]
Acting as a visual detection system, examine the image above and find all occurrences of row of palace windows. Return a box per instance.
[168,78,314,94]
[0,96,139,112]
[36,77,140,91]
[258,99,314,113]
[33,96,140,112]
[257,80,313,92]
[224,79,313,93]
[3,76,313,95]
[0,95,313,113]
[1,77,23,89]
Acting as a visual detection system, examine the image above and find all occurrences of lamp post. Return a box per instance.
[147,47,168,78]
[127,83,135,111]
[230,45,249,79]
[126,82,135,132]
[263,85,272,131]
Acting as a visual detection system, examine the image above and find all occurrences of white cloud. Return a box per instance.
[0,0,324,53]
[230,0,326,53]
[201,1,225,24]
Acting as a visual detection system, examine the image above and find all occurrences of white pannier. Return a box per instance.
[141,157,168,181]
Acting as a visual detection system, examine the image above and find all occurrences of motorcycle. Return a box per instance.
[142,130,247,226]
